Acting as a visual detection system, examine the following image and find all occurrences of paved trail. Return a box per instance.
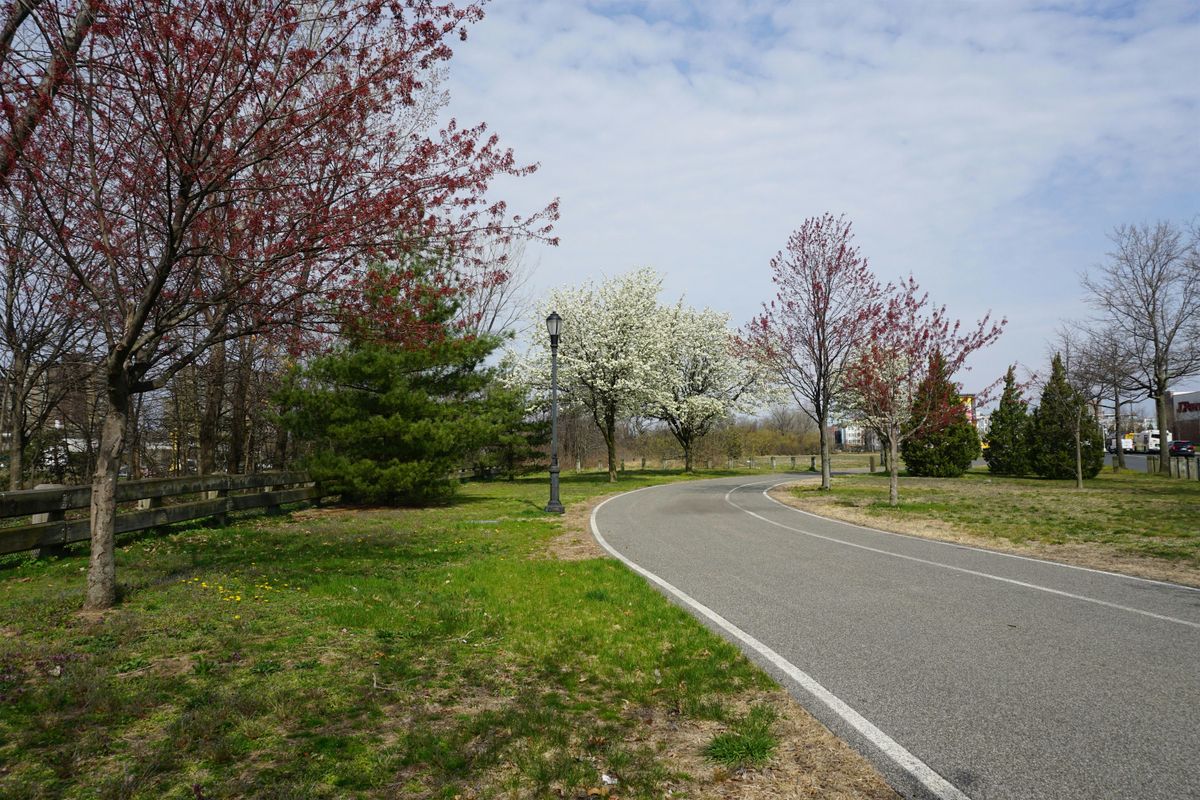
[592,475,1200,800]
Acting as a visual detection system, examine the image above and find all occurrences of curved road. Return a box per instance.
[592,475,1200,800]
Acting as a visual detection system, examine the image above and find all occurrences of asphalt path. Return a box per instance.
[592,474,1200,800]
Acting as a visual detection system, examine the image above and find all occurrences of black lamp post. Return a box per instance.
[545,311,565,513]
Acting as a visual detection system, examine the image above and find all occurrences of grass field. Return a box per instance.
[0,470,896,800]
[783,467,1200,583]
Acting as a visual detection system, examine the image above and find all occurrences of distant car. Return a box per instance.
[1168,440,1195,457]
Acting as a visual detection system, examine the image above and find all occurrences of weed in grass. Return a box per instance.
[704,704,779,769]
[192,654,217,675]
[115,656,151,674]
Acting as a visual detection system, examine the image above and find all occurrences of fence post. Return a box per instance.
[32,483,68,559]
[207,475,230,526]
[770,456,776,470]
[790,455,796,469]
[137,493,164,536]
[267,475,284,515]
[870,455,876,473]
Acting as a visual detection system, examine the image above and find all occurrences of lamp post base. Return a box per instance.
[546,464,564,514]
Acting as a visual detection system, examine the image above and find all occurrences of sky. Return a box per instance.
[443,0,1200,398]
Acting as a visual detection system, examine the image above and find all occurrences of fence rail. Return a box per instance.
[0,471,322,557]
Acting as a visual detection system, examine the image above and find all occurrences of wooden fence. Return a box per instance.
[0,472,323,557]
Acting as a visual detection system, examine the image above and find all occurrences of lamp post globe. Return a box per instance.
[545,312,565,514]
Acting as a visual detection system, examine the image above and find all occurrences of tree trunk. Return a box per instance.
[1074,414,1083,490]
[6,356,26,490]
[1113,391,1125,471]
[7,421,23,491]
[6,391,23,491]
[128,395,142,479]
[226,348,249,473]
[683,439,693,473]
[85,397,128,610]
[198,340,225,475]
[888,427,900,506]
[604,407,617,483]
[273,403,289,469]
[817,414,831,490]
[1155,391,1171,475]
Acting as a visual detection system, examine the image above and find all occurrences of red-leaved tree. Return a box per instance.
[0,0,97,187]
[741,214,885,489]
[22,0,556,610]
[843,277,1004,505]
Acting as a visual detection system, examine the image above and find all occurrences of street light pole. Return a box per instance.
[545,311,565,514]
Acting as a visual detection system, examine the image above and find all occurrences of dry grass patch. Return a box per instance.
[544,492,620,561]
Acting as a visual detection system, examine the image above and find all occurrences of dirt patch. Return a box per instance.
[543,493,620,561]
[769,484,1200,587]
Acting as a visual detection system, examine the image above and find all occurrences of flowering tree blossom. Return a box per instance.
[843,277,1004,505]
[524,267,666,482]
[742,214,885,490]
[0,1,96,186]
[651,303,764,471]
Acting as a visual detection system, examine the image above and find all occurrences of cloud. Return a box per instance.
[444,0,1200,391]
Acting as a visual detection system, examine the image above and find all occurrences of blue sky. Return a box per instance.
[444,0,1200,398]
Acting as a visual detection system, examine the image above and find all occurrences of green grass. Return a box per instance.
[0,470,778,799]
[794,467,1200,566]
[703,704,779,769]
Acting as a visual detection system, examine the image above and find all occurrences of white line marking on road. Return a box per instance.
[719,482,1200,631]
[760,479,1200,593]
[590,487,972,800]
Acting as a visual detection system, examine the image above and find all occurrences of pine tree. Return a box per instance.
[280,257,531,504]
[900,352,980,478]
[985,366,1031,475]
[1030,354,1104,481]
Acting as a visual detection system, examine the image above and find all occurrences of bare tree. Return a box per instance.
[1078,324,1140,470]
[1082,222,1200,475]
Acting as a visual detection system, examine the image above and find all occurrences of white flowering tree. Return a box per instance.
[522,267,667,482]
[651,304,765,471]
